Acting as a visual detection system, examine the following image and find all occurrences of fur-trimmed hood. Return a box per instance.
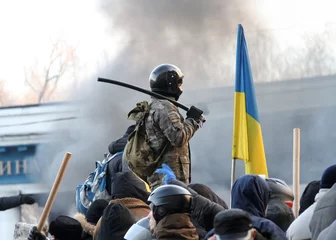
[73,212,95,236]
[110,197,150,221]
[110,197,150,210]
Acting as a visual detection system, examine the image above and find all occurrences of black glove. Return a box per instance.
[20,194,35,205]
[186,106,204,123]
[27,226,47,240]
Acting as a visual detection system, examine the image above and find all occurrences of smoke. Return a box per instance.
[36,0,336,210]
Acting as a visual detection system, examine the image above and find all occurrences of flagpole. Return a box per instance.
[293,128,301,218]
[230,158,236,207]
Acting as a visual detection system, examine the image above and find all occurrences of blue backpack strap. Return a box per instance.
[106,151,124,163]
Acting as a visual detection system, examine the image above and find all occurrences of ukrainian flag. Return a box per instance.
[232,24,268,177]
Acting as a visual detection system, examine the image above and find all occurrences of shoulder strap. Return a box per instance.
[106,151,124,164]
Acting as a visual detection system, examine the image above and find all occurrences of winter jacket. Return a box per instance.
[110,197,150,221]
[169,179,225,232]
[0,194,35,211]
[231,175,287,240]
[74,213,95,240]
[0,195,23,211]
[299,180,320,215]
[106,125,135,194]
[317,220,336,240]
[286,189,328,240]
[266,200,295,232]
[309,184,336,240]
[111,171,151,204]
[145,97,199,190]
[188,183,228,209]
[152,213,198,240]
[95,203,136,240]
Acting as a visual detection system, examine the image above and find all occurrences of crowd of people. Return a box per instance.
[16,163,336,240]
[3,64,336,240]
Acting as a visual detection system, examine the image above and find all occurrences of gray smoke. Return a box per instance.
[36,0,336,210]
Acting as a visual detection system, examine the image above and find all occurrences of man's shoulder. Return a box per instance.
[151,98,176,111]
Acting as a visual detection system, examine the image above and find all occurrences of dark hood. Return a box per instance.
[96,203,136,240]
[188,183,228,209]
[299,180,320,215]
[266,199,295,232]
[111,171,151,203]
[231,175,287,240]
[108,125,135,154]
[231,175,270,218]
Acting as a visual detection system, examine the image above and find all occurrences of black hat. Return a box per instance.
[214,209,253,239]
[86,199,109,224]
[49,215,83,240]
[320,164,336,189]
[96,203,136,240]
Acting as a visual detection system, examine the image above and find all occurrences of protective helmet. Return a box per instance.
[266,178,294,207]
[149,64,184,101]
[148,185,192,222]
[124,217,152,240]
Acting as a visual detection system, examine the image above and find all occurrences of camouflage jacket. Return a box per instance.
[145,97,199,171]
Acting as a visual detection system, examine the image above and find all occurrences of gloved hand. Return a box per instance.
[155,164,176,184]
[20,194,35,205]
[27,226,47,240]
[186,106,204,123]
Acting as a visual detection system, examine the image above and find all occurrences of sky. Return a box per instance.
[1,0,336,106]
[0,0,126,104]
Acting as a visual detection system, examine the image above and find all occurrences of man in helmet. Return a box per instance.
[146,63,204,190]
[147,185,198,240]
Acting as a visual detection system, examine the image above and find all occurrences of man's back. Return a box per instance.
[145,97,199,190]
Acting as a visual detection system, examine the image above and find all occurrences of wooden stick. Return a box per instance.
[37,152,72,232]
[292,129,301,218]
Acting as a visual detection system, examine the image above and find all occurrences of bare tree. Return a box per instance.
[25,40,76,103]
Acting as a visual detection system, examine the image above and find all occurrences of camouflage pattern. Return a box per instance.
[145,97,200,190]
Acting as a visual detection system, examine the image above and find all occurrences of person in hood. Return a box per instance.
[309,182,336,240]
[28,215,83,240]
[266,201,294,232]
[148,185,198,240]
[156,164,224,239]
[231,174,287,240]
[74,199,108,240]
[266,178,294,208]
[287,164,336,240]
[110,171,151,220]
[0,194,35,211]
[265,178,295,232]
[299,180,320,215]
[106,124,135,195]
[95,202,136,240]
[316,219,336,240]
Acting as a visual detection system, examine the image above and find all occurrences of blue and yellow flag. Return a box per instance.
[232,24,268,177]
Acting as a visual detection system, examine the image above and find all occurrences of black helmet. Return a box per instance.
[266,178,294,204]
[149,64,184,101]
[148,185,192,222]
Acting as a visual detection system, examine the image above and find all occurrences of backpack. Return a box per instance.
[123,101,168,177]
[75,151,123,215]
